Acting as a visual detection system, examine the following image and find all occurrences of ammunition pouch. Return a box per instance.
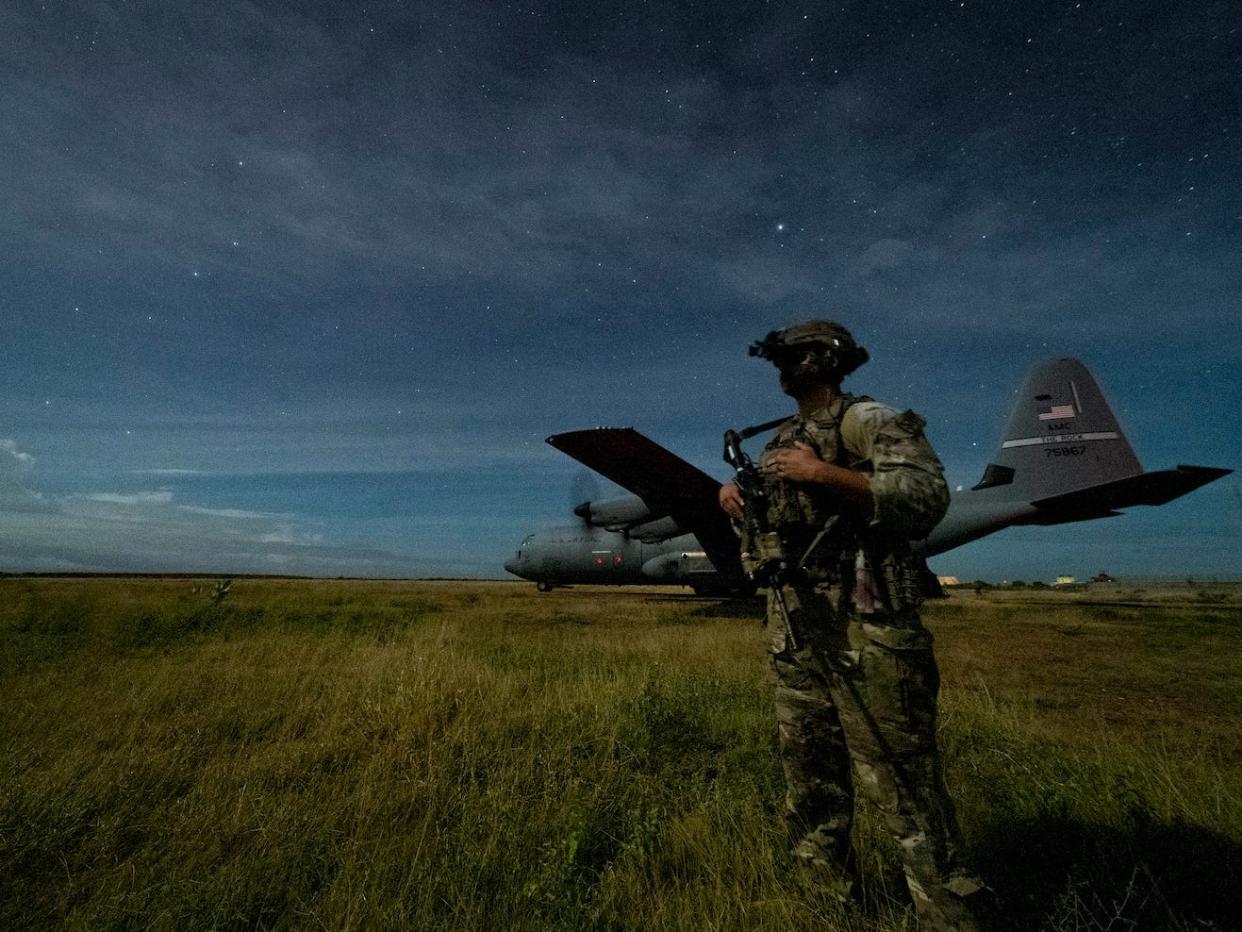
[742,531,786,580]
[876,551,925,613]
[858,620,933,651]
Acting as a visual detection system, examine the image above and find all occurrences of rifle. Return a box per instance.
[722,426,803,651]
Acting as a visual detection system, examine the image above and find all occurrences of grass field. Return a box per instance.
[1,578,1239,930]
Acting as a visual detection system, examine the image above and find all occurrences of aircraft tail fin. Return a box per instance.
[973,358,1143,503]
[926,358,1230,554]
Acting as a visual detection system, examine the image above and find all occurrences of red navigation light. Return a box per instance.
[614,554,623,565]
[594,557,604,566]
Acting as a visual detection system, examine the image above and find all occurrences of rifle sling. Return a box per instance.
[737,415,789,441]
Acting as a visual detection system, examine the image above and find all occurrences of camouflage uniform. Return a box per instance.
[752,393,985,931]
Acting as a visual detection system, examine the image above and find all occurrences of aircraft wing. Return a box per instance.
[547,428,743,576]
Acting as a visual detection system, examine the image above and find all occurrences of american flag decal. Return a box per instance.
[1038,403,1076,421]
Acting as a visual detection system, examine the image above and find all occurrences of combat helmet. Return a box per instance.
[749,320,869,380]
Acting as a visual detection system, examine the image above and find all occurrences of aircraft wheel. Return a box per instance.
[536,581,554,593]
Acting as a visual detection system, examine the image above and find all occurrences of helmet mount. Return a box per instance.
[749,320,869,383]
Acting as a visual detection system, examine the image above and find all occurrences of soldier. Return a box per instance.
[718,321,987,931]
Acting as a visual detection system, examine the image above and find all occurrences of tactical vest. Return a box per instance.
[758,393,872,569]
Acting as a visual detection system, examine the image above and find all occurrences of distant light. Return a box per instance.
[776,222,785,232]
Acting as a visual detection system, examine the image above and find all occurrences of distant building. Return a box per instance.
[1054,575,1076,586]
[937,576,960,587]
[1090,572,1116,583]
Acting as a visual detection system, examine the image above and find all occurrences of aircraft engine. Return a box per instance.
[573,495,652,529]
[626,516,681,542]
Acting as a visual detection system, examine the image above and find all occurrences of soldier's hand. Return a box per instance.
[763,442,829,483]
[719,482,744,519]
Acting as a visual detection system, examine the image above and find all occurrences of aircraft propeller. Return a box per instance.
[570,469,601,527]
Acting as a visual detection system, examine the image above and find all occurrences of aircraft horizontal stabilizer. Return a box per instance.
[1027,464,1231,523]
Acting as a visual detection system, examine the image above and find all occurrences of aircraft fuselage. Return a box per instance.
[504,525,722,589]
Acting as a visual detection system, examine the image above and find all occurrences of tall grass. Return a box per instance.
[1,579,1238,930]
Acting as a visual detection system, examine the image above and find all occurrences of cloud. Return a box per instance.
[258,524,324,545]
[178,505,285,520]
[80,491,175,506]
[0,439,33,473]
[0,439,56,514]
[0,444,405,575]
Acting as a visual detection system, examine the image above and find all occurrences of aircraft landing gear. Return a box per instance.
[536,581,555,593]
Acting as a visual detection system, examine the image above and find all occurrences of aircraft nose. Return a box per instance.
[504,557,521,577]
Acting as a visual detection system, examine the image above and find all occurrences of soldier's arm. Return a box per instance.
[761,443,875,517]
[840,402,950,540]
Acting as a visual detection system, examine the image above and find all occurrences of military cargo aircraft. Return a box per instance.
[504,359,1230,593]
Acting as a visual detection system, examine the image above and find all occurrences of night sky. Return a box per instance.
[2,1,1238,580]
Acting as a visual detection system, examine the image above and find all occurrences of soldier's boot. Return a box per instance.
[906,871,992,932]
